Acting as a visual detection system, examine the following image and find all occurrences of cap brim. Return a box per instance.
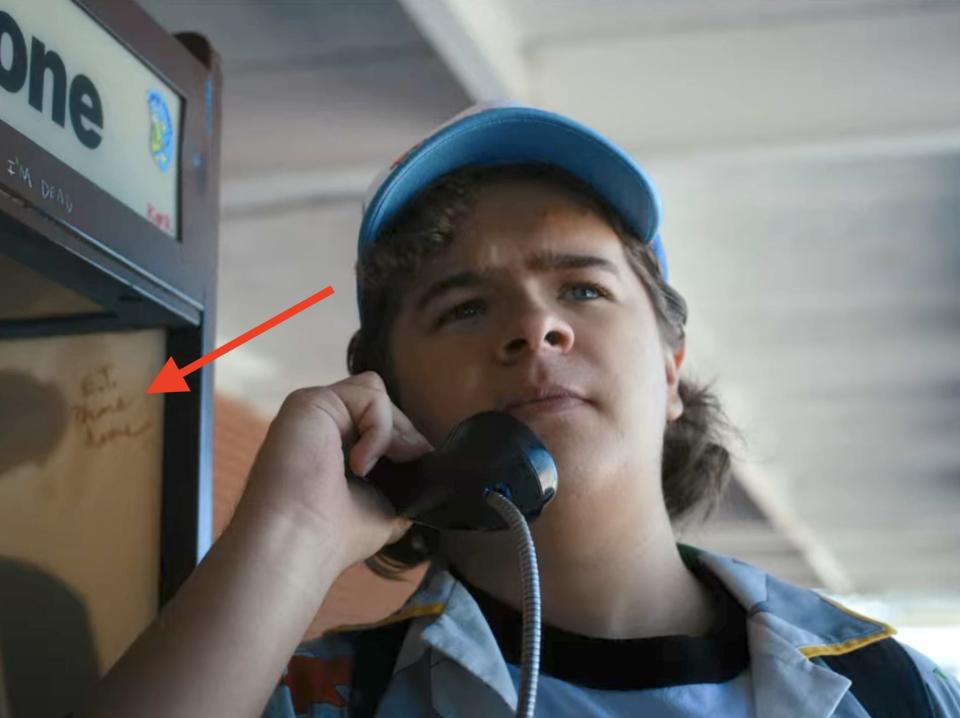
[358,106,666,307]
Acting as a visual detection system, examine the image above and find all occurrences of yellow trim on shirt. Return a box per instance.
[799,594,898,658]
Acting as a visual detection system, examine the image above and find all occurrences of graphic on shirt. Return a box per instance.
[934,666,953,683]
[281,654,353,713]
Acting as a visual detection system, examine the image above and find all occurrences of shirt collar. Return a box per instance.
[688,545,895,657]
[379,545,895,717]
[689,545,895,717]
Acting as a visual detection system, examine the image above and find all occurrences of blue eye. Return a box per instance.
[567,283,607,300]
[435,283,609,327]
[437,299,485,326]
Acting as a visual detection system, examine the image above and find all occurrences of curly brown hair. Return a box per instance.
[346,163,741,580]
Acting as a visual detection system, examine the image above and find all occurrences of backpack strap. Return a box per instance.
[344,618,412,718]
[819,637,934,718]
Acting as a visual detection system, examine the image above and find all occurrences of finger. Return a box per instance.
[329,373,435,476]
[390,409,434,450]
[347,478,413,544]
[381,419,433,464]
[387,516,414,545]
[348,390,432,474]
[346,387,394,476]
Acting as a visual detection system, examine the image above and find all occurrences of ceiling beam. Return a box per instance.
[220,166,378,219]
[636,127,960,169]
[533,7,960,157]
[220,120,960,221]
[397,0,528,101]
[734,458,855,594]
[682,319,856,594]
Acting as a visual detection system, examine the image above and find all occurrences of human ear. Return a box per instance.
[665,343,685,423]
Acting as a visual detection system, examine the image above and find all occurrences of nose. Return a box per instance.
[497,299,574,362]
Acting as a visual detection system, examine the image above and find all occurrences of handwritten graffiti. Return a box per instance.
[72,364,152,449]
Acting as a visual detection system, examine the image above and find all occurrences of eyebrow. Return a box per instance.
[413,251,621,314]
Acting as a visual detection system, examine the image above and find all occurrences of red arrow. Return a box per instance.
[148,285,335,394]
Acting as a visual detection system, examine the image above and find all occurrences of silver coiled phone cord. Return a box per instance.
[484,488,542,718]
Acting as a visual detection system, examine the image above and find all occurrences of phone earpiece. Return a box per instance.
[364,410,558,530]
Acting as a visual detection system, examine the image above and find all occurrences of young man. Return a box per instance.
[79,104,960,718]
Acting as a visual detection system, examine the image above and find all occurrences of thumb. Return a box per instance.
[384,430,434,463]
[386,516,414,546]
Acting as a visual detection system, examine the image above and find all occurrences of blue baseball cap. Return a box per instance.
[356,101,666,312]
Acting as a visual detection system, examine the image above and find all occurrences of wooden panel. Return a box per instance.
[0,329,165,716]
[0,254,104,321]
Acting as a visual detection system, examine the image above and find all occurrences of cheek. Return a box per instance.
[394,340,489,440]
[457,362,486,397]
[632,340,670,425]
[588,316,664,414]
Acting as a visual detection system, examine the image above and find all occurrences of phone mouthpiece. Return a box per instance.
[364,410,558,531]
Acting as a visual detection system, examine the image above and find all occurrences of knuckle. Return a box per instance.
[353,370,386,391]
[281,377,394,443]
[285,386,326,407]
[282,387,341,427]
[281,387,308,409]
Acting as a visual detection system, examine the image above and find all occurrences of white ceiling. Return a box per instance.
[137,0,960,609]
[512,0,953,40]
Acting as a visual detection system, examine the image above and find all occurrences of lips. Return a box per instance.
[500,385,588,411]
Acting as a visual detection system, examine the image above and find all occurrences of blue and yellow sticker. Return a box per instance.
[147,90,174,172]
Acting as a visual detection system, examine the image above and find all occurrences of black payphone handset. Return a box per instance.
[362,410,558,718]
[363,410,558,531]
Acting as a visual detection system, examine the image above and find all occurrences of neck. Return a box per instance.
[438,488,717,639]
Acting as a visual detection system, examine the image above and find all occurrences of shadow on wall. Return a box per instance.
[0,370,96,717]
[0,559,100,718]
[0,370,68,477]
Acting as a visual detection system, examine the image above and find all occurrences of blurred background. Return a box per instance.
[136,0,960,677]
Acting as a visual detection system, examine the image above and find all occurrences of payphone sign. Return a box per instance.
[0,0,181,238]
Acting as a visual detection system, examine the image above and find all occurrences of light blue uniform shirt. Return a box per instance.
[500,663,754,717]
[263,545,960,717]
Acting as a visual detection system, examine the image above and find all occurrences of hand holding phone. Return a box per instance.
[364,410,558,531]
[233,371,433,573]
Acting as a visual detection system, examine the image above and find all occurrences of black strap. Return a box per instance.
[820,637,934,718]
[345,618,411,718]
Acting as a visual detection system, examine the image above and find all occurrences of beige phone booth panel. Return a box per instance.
[0,2,221,715]
[0,328,166,681]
